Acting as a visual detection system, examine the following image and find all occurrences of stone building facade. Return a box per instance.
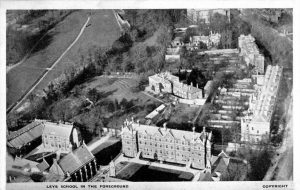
[188,31,221,50]
[121,119,212,170]
[49,143,98,182]
[41,121,79,154]
[241,65,283,142]
[146,72,203,100]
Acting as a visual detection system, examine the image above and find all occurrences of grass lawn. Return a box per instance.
[7,10,89,107]
[168,103,200,126]
[81,76,152,103]
[33,10,121,93]
[7,10,121,108]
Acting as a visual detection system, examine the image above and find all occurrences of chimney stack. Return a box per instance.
[56,150,61,160]
[163,123,167,131]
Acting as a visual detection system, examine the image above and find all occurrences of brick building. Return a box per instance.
[121,119,212,170]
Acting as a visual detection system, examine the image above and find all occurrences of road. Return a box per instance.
[263,93,293,180]
[87,135,111,152]
[7,16,91,113]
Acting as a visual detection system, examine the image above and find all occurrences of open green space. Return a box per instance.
[7,10,89,107]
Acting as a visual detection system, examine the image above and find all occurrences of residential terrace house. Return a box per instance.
[241,65,283,143]
[238,34,265,74]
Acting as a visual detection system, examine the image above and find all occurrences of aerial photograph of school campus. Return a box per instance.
[6,9,293,183]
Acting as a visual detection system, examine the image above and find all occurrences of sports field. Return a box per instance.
[81,76,152,103]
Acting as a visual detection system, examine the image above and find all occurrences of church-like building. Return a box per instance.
[48,143,98,182]
[121,118,212,170]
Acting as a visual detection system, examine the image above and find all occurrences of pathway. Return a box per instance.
[6,29,53,73]
[7,16,91,113]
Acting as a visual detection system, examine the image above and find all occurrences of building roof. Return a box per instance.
[252,65,282,122]
[58,143,94,175]
[7,119,75,149]
[122,120,211,145]
[7,120,43,140]
[43,121,74,139]
[12,157,39,170]
[145,104,166,119]
[211,156,229,174]
[49,159,64,176]
[198,170,214,181]
[204,80,213,91]
[7,120,45,149]
[37,158,50,172]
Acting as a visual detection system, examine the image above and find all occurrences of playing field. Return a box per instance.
[81,76,153,103]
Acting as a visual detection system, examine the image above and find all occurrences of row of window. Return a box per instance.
[140,147,203,156]
[140,150,203,163]
[44,140,69,149]
[138,141,204,150]
[43,135,68,142]
[137,138,202,146]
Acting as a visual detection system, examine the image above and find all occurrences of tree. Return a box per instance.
[87,88,100,103]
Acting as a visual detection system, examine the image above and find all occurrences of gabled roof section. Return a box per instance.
[58,143,94,174]
[7,120,45,149]
[198,170,214,181]
[218,150,229,158]
[37,158,50,172]
[49,159,64,176]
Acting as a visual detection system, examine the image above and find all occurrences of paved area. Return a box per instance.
[113,153,203,179]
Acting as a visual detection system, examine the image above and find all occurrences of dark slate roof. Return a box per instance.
[198,170,214,181]
[7,120,44,149]
[212,156,229,174]
[58,143,94,174]
[37,158,50,172]
[49,160,64,176]
[7,119,74,149]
